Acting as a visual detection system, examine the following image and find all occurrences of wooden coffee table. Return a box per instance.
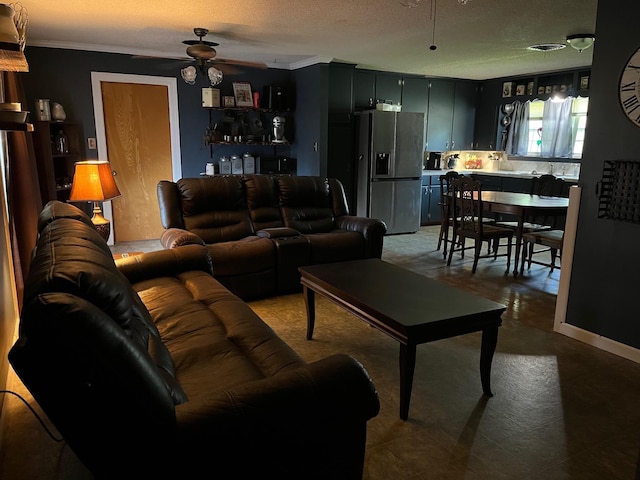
[299,258,506,420]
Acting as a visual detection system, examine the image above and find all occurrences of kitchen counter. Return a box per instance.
[422,169,579,182]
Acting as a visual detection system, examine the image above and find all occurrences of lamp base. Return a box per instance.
[93,220,111,242]
[91,204,111,242]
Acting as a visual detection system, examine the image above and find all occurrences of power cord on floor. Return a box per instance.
[0,390,64,442]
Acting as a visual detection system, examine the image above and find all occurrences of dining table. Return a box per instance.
[478,191,570,277]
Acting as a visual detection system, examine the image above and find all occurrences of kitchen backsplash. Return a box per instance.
[432,150,581,178]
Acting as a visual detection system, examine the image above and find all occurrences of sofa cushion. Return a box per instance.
[207,236,276,276]
[276,176,337,233]
[243,174,284,230]
[132,270,306,393]
[178,177,254,242]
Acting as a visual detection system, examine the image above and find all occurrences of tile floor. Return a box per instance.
[1,226,639,479]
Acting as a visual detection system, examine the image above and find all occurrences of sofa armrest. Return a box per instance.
[256,227,301,239]
[116,244,214,283]
[173,354,378,477]
[176,353,379,425]
[160,228,206,249]
[336,215,387,258]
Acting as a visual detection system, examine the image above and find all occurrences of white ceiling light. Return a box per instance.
[566,34,595,53]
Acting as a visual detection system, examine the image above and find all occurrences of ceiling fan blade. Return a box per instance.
[213,57,267,69]
[182,39,219,47]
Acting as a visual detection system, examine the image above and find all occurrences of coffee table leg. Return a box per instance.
[303,285,316,340]
[480,325,499,397]
[399,342,416,421]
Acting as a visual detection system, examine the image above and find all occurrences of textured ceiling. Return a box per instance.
[21,0,598,80]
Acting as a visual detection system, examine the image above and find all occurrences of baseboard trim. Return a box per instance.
[555,322,640,364]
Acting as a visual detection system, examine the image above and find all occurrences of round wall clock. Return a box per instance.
[619,46,640,127]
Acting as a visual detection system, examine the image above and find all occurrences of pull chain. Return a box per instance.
[429,0,437,50]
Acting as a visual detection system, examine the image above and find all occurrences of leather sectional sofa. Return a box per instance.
[157,175,387,299]
[9,201,380,479]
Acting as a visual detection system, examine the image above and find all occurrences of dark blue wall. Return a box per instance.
[564,0,640,349]
[21,47,295,178]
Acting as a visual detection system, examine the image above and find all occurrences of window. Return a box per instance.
[506,96,589,159]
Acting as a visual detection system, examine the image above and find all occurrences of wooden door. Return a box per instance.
[100,82,173,241]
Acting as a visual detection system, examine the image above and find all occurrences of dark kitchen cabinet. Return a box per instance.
[401,77,429,114]
[353,70,376,110]
[426,79,455,152]
[452,81,477,151]
[375,73,403,106]
[421,174,442,225]
[426,79,477,151]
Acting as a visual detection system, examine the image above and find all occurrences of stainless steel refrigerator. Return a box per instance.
[355,110,425,234]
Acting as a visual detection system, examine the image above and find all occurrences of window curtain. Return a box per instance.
[2,71,42,309]
[504,101,530,156]
[541,97,573,158]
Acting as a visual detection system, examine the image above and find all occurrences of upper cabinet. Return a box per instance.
[354,70,376,111]
[426,80,477,151]
[401,77,429,114]
[375,73,403,106]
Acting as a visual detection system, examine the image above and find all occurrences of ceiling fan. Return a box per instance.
[180,27,266,86]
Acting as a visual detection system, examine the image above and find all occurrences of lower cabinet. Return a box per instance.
[421,175,442,225]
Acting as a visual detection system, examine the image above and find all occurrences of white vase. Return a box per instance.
[51,102,66,122]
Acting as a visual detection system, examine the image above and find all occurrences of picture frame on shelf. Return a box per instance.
[580,75,590,90]
[502,82,514,98]
[202,88,220,108]
[515,84,526,96]
[223,95,235,108]
[232,82,254,107]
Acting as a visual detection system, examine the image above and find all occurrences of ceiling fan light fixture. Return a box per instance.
[527,43,566,52]
[566,34,595,53]
[207,66,223,86]
[181,65,197,85]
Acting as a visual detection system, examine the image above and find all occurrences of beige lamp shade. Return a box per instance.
[69,161,121,202]
[0,3,28,72]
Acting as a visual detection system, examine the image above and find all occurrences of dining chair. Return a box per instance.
[520,229,564,274]
[447,176,514,274]
[437,171,461,258]
[495,174,567,234]
[438,172,496,259]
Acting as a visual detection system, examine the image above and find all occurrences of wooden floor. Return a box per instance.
[2,225,639,479]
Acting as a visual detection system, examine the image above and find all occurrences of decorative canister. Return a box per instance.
[51,102,66,121]
[205,162,215,176]
[242,153,255,174]
[219,156,231,175]
[34,99,51,121]
[230,154,243,175]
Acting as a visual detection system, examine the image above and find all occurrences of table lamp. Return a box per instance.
[69,160,121,241]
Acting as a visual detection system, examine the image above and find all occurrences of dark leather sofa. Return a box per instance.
[9,201,380,479]
[157,174,387,299]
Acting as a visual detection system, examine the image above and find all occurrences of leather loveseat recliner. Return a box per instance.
[9,201,380,479]
[157,174,387,299]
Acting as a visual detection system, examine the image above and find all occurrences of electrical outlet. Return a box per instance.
[88,137,97,149]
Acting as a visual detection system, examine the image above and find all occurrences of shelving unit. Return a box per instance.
[202,107,294,174]
[500,69,591,106]
[32,120,83,204]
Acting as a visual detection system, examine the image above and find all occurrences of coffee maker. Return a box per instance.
[425,151,442,170]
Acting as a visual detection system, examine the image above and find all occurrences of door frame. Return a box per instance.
[90,72,182,244]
